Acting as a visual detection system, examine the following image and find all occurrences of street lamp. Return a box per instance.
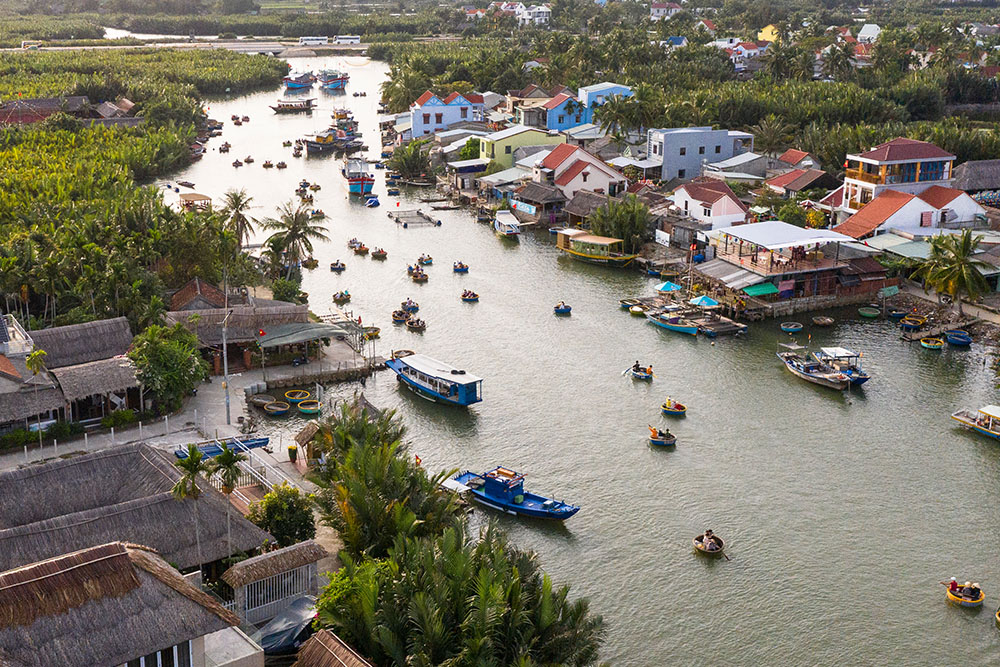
[222,307,233,425]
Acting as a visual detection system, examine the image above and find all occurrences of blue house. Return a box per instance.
[409,90,482,137]
[577,82,633,111]
[542,93,586,131]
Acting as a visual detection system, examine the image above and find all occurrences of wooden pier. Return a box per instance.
[901,318,978,342]
[389,209,441,227]
[262,356,386,390]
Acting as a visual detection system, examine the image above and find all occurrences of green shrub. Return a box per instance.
[101,409,137,429]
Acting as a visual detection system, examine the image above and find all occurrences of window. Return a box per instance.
[678,169,686,178]
[422,113,430,124]
[558,115,565,123]
[434,113,443,124]
[460,107,468,119]
[703,206,712,217]
[575,115,581,123]
[682,199,689,213]
[715,145,721,153]
[505,145,511,154]
[679,147,686,156]
[582,172,588,182]
[698,146,705,155]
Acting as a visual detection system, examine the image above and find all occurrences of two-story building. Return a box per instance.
[673,179,748,228]
[409,91,484,137]
[647,126,755,181]
[650,2,681,20]
[530,143,627,198]
[839,137,956,218]
[517,4,551,26]
[833,185,986,239]
[480,125,567,168]
[514,83,633,132]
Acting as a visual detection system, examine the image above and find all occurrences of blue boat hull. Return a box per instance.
[386,359,480,407]
[465,491,580,519]
[349,180,375,195]
[630,370,652,380]
[453,267,469,273]
[649,437,676,447]
[285,82,313,89]
[554,307,572,315]
[320,80,347,90]
[648,318,697,336]
[461,297,479,302]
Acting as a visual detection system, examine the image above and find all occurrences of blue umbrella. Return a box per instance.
[655,281,683,292]
[689,295,719,307]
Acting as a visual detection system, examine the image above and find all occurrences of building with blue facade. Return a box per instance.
[409,90,485,137]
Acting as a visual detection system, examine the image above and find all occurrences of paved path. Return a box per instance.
[899,281,1000,325]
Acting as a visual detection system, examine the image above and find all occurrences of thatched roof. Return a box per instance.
[0,542,238,667]
[222,539,327,588]
[293,629,374,667]
[27,317,133,369]
[164,303,309,346]
[0,386,65,424]
[0,443,271,571]
[953,159,1000,192]
[517,182,566,205]
[50,356,138,402]
[563,190,609,218]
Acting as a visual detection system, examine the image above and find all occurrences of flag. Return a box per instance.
[415,454,422,466]
[258,329,266,337]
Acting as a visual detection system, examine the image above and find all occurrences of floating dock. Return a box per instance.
[389,209,440,227]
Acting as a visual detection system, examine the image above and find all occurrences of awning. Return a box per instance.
[742,283,778,296]
[695,258,765,290]
[714,220,854,250]
[258,323,353,348]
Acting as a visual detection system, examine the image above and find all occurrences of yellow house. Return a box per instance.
[757,24,780,42]
[479,125,567,168]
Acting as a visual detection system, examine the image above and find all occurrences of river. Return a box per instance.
[164,57,1000,665]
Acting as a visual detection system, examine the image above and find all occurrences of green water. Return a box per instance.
[170,58,1000,665]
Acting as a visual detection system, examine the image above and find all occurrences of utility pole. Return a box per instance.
[222,307,232,426]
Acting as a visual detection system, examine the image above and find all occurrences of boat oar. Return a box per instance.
[722,551,730,561]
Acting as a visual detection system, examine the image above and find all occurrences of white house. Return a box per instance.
[409,90,482,136]
[532,143,626,198]
[517,4,551,26]
[649,2,681,21]
[857,23,881,44]
[695,19,716,34]
[833,185,986,239]
[673,179,749,228]
[647,126,754,181]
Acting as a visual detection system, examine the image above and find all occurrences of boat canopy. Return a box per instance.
[565,233,624,246]
[979,405,1000,420]
[779,342,807,351]
[819,346,858,359]
[398,353,482,383]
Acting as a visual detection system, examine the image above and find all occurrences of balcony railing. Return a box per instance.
[845,168,882,185]
[846,200,864,210]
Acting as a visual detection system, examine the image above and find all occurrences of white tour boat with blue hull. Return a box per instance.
[811,346,870,386]
[777,342,850,390]
[386,352,482,406]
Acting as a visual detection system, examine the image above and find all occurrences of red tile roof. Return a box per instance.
[542,92,575,110]
[855,137,954,162]
[0,354,19,382]
[540,143,578,170]
[464,93,484,104]
[917,185,964,208]
[832,190,914,239]
[414,90,436,106]
[819,185,843,208]
[676,179,747,211]
[698,19,716,30]
[738,42,757,50]
[766,168,829,192]
[170,277,227,311]
[777,148,810,166]
[554,160,589,186]
[443,92,463,104]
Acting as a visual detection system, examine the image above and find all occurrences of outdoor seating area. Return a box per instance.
[710,221,854,277]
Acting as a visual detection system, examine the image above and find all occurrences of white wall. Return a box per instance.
[673,190,745,228]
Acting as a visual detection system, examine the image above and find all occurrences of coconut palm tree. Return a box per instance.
[173,444,213,570]
[823,41,855,81]
[749,113,795,157]
[220,189,255,249]
[261,202,330,279]
[916,230,990,315]
[209,444,248,558]
[593,94,633,136]
[25,349,47,449]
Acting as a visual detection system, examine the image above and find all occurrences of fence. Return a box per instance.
[240,565,316,625]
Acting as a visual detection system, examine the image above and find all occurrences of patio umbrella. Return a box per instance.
[655,281,683,292]
[689,295,719,307]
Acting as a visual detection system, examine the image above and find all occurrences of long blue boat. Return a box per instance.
[385,352,482,406]
[646,311,698,336]
[952,405,1000,441]
[452,467,579,520]
[175,436,269,459]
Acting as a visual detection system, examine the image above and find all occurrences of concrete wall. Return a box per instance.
[648,128,748,181]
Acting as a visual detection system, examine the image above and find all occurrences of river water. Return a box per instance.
[165,57,1000,665]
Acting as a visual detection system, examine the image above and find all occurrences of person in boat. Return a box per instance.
[633,361,642,373]
[703,529,718,551]
[962,582,975,598]
[970,583,982,599]
[647,365,653,375]
[948,577,959,593]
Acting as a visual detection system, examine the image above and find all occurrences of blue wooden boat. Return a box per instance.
[392,310,408,324]
[401,300,419,313]
[900,316,926,331]
[648,427,676,447]
[418,255,433,266]
[263,401,290,417]
[386,352,482,406]
[297,400,321,415]
[811,347,870,386]
[888,309,907,320]
[453,263,469,273]
[661,399,687,416]
[630,368,653,381]
[461,292,479,302]
[647,312,698,336]
[283,72,314,89]
[175,436,270,459]
[777,343,850,390]
[285,389,311,404]
[330,261,346,272]
[365,196,380,208]
[952,405,1000,441]
[947,588,985,608]
[554,303,572,315]
[920,337,944,350]
[946,330,972,346]
[452,467,579,520]
[619,298,641,310]
[387,188,400,195]
[780,321,803,333]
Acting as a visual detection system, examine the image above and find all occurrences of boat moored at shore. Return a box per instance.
[555,228,638,267]
[452,467,579,520]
